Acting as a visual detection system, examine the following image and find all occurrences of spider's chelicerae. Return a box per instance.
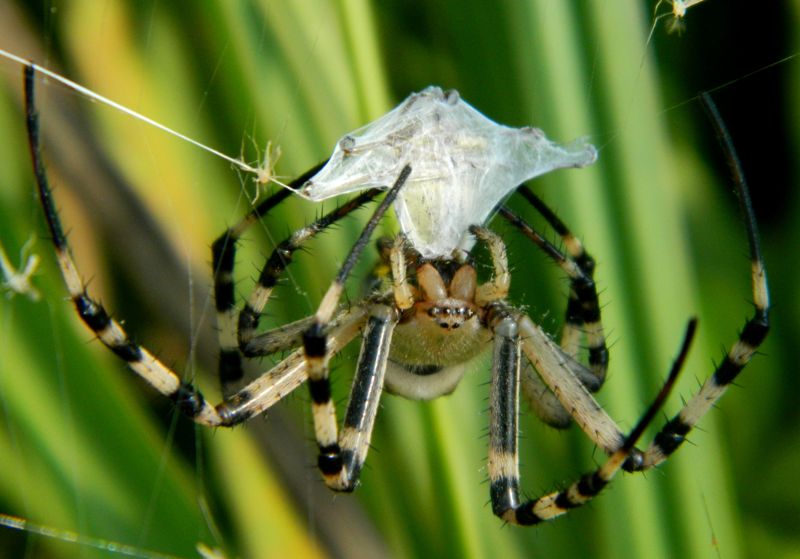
[25,71,769,525]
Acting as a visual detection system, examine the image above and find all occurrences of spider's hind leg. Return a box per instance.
[498,204,606,429]
[490,318,696,525]
[212,166,378,395]
[24,64,221,426]
[212,185,293,393]
[516,187,608,388]
[629,93,770,471]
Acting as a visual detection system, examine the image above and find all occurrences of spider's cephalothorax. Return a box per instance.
[371,241,488,399]
[24,64,768,526]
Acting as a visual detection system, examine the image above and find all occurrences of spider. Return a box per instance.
[24,67,768,526]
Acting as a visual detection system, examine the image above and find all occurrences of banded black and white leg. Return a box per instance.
[311,303,399,491]
[489,314,696,525]
[235,188,386,346]
[212,164,320,393]
[474,226,698,523]
[466,223,626,462]
[497,205,607,429]
[25,63,369,431]
[470,227,648,524]
[23,65,284,426]
[214,184,384,397]
[627,92,770,471]
[515,186,608,386]
[303,166,411,490]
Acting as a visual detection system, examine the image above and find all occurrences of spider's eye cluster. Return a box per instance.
[426,305,475,330]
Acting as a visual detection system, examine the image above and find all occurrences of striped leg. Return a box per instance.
[490,312,696,525]
[234,188,381,356]
[212,164,321,392]
[25,65,220,425]
[500,199,607,389]
[310,305,399,491]
[630,92,770,471]
[487,308,524,520]
[498,206,604,427]
[24,63,365,431]
[303,166,410,490]
[515,187,608,386]
[214,182,380,396]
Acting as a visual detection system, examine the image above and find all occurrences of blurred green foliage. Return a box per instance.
[0,1,797,558]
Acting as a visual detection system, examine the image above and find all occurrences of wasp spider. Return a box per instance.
[24,66,768,525]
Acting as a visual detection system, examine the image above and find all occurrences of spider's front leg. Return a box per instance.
[302,166,410,490]
[310,304,399,490]
[488,305,697,525]
[486,305,524,521]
